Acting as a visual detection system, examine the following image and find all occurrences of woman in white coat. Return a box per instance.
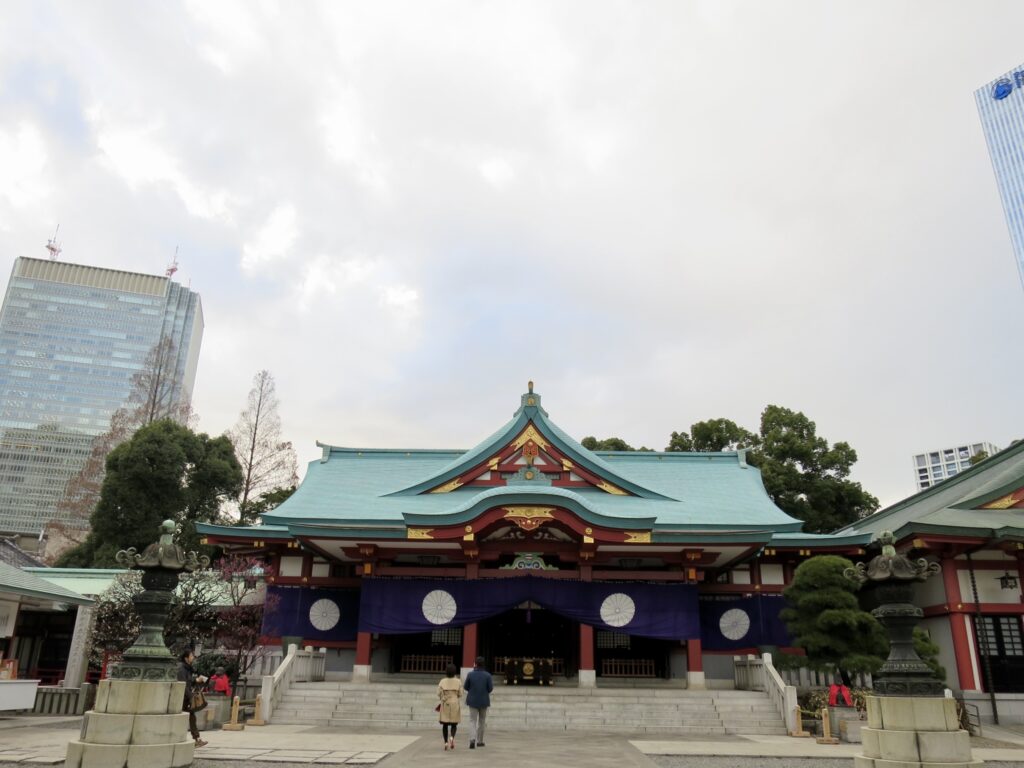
[437,663,463,750]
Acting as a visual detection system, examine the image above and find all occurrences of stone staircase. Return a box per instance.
[273,681,787,735]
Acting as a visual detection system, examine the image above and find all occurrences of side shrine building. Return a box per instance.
[198,386,1024,715]
[199,385,869,689]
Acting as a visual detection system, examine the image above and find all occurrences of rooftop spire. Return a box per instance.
[45,225,61,261]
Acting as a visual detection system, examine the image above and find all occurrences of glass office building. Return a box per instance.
[976,63,1024,289]
[0,257,203,536]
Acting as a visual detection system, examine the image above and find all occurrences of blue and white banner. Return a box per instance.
[357,577,700,640]
[699,595,791,650]
[261,586,361,642]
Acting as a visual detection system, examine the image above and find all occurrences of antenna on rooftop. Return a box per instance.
[166,246,179,278]
[45,225,62,261]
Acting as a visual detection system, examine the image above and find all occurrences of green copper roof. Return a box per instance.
[247,387,802,536]
[0,561,93,606]
[839,439,1024,540]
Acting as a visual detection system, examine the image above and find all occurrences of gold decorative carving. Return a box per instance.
[584,527,593,535]
[525,470,535,480]
[429,478,464,494]
[982,491,1024,509]
[503,507,554,532]
[465,525,473,532]
[596,480,628,496]
[407,528,434,540]
[624,531,651,544]
[511,424,550,451]
[583,535,594,544]
[562,458,574,470]
[488,457,499,471]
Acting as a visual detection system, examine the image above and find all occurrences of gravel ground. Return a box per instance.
[651,759,1024,768]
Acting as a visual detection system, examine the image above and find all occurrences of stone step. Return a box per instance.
[324,717,729,735]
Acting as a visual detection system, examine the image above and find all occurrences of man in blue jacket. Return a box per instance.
[464,656,493,749]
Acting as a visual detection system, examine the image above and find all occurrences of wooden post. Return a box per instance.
[248,694,267,726]
[790,706,810,738]
[222,695,245,731]
[815,707,838,745]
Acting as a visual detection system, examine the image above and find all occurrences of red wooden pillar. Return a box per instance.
[355,632,372,667]
[686,638,705,689]
[579,623,595,687]
[462,623,479,671]
[942,556,978,690]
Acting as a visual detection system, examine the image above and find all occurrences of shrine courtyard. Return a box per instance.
[4,717,1024,767]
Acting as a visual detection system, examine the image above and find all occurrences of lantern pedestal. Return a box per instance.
[65,680,194,768]
[854,695,980,768]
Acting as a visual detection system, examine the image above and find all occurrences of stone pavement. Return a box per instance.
[0,719,415,765]
[3,716,1024,766]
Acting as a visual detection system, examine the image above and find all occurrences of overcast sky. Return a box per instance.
[0,1,1022,510]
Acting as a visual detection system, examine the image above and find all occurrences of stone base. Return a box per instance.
[67,680,194,768]
[854,758,982,768]
[687,671,706,690]
[351,664,371,683]
[853,696,981,768]
[66,740,194,768]
[577,670,596,688]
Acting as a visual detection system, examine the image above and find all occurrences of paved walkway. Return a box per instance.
[2,716,1024,765]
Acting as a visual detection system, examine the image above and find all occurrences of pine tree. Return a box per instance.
[779,555,888,683]
[47,337,194,559]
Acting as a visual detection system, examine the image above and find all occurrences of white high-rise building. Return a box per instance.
[912,442,1000,491]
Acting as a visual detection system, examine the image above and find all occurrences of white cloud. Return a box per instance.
[0,1,1021,508]
[93,115,233,222]
[479,156,516,189]
[241,204,298,273]
[0,122,49,211]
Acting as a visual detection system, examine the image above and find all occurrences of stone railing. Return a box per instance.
[734,653,798,735]
[259,645,326,723]
[778,666,872,689]
[33,683,95,715]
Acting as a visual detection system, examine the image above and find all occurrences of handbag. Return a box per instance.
[191,689,208,712]
[434,703,441,712]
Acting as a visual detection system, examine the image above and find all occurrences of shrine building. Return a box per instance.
[199,384,870,689]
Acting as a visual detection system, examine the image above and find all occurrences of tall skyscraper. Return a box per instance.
[975,63,1024,289]
[911,441,999,491]
[0,256,203,540]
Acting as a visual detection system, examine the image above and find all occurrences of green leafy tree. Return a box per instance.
[57,420,243,567]
[582,436,636,451]
[779,555,888,685]
[969,451,989,466]
[755,406,877,533]
[667,418,758,452]
[914,628,946,683]
[667,406,877,533]
[236,485,296,525]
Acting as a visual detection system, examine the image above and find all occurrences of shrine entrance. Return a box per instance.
[593,629,676,680]
[480,605,577,682]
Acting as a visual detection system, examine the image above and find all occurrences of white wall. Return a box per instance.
[919,616,955,689]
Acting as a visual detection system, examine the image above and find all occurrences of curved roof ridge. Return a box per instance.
[384,387,675,500]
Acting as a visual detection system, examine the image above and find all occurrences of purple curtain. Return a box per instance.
[699,595,791,650]
[357,577,699,641]
[261,586,361,642]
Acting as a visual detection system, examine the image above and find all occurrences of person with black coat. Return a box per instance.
[464,656,494,749]
[177,649,209,747]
